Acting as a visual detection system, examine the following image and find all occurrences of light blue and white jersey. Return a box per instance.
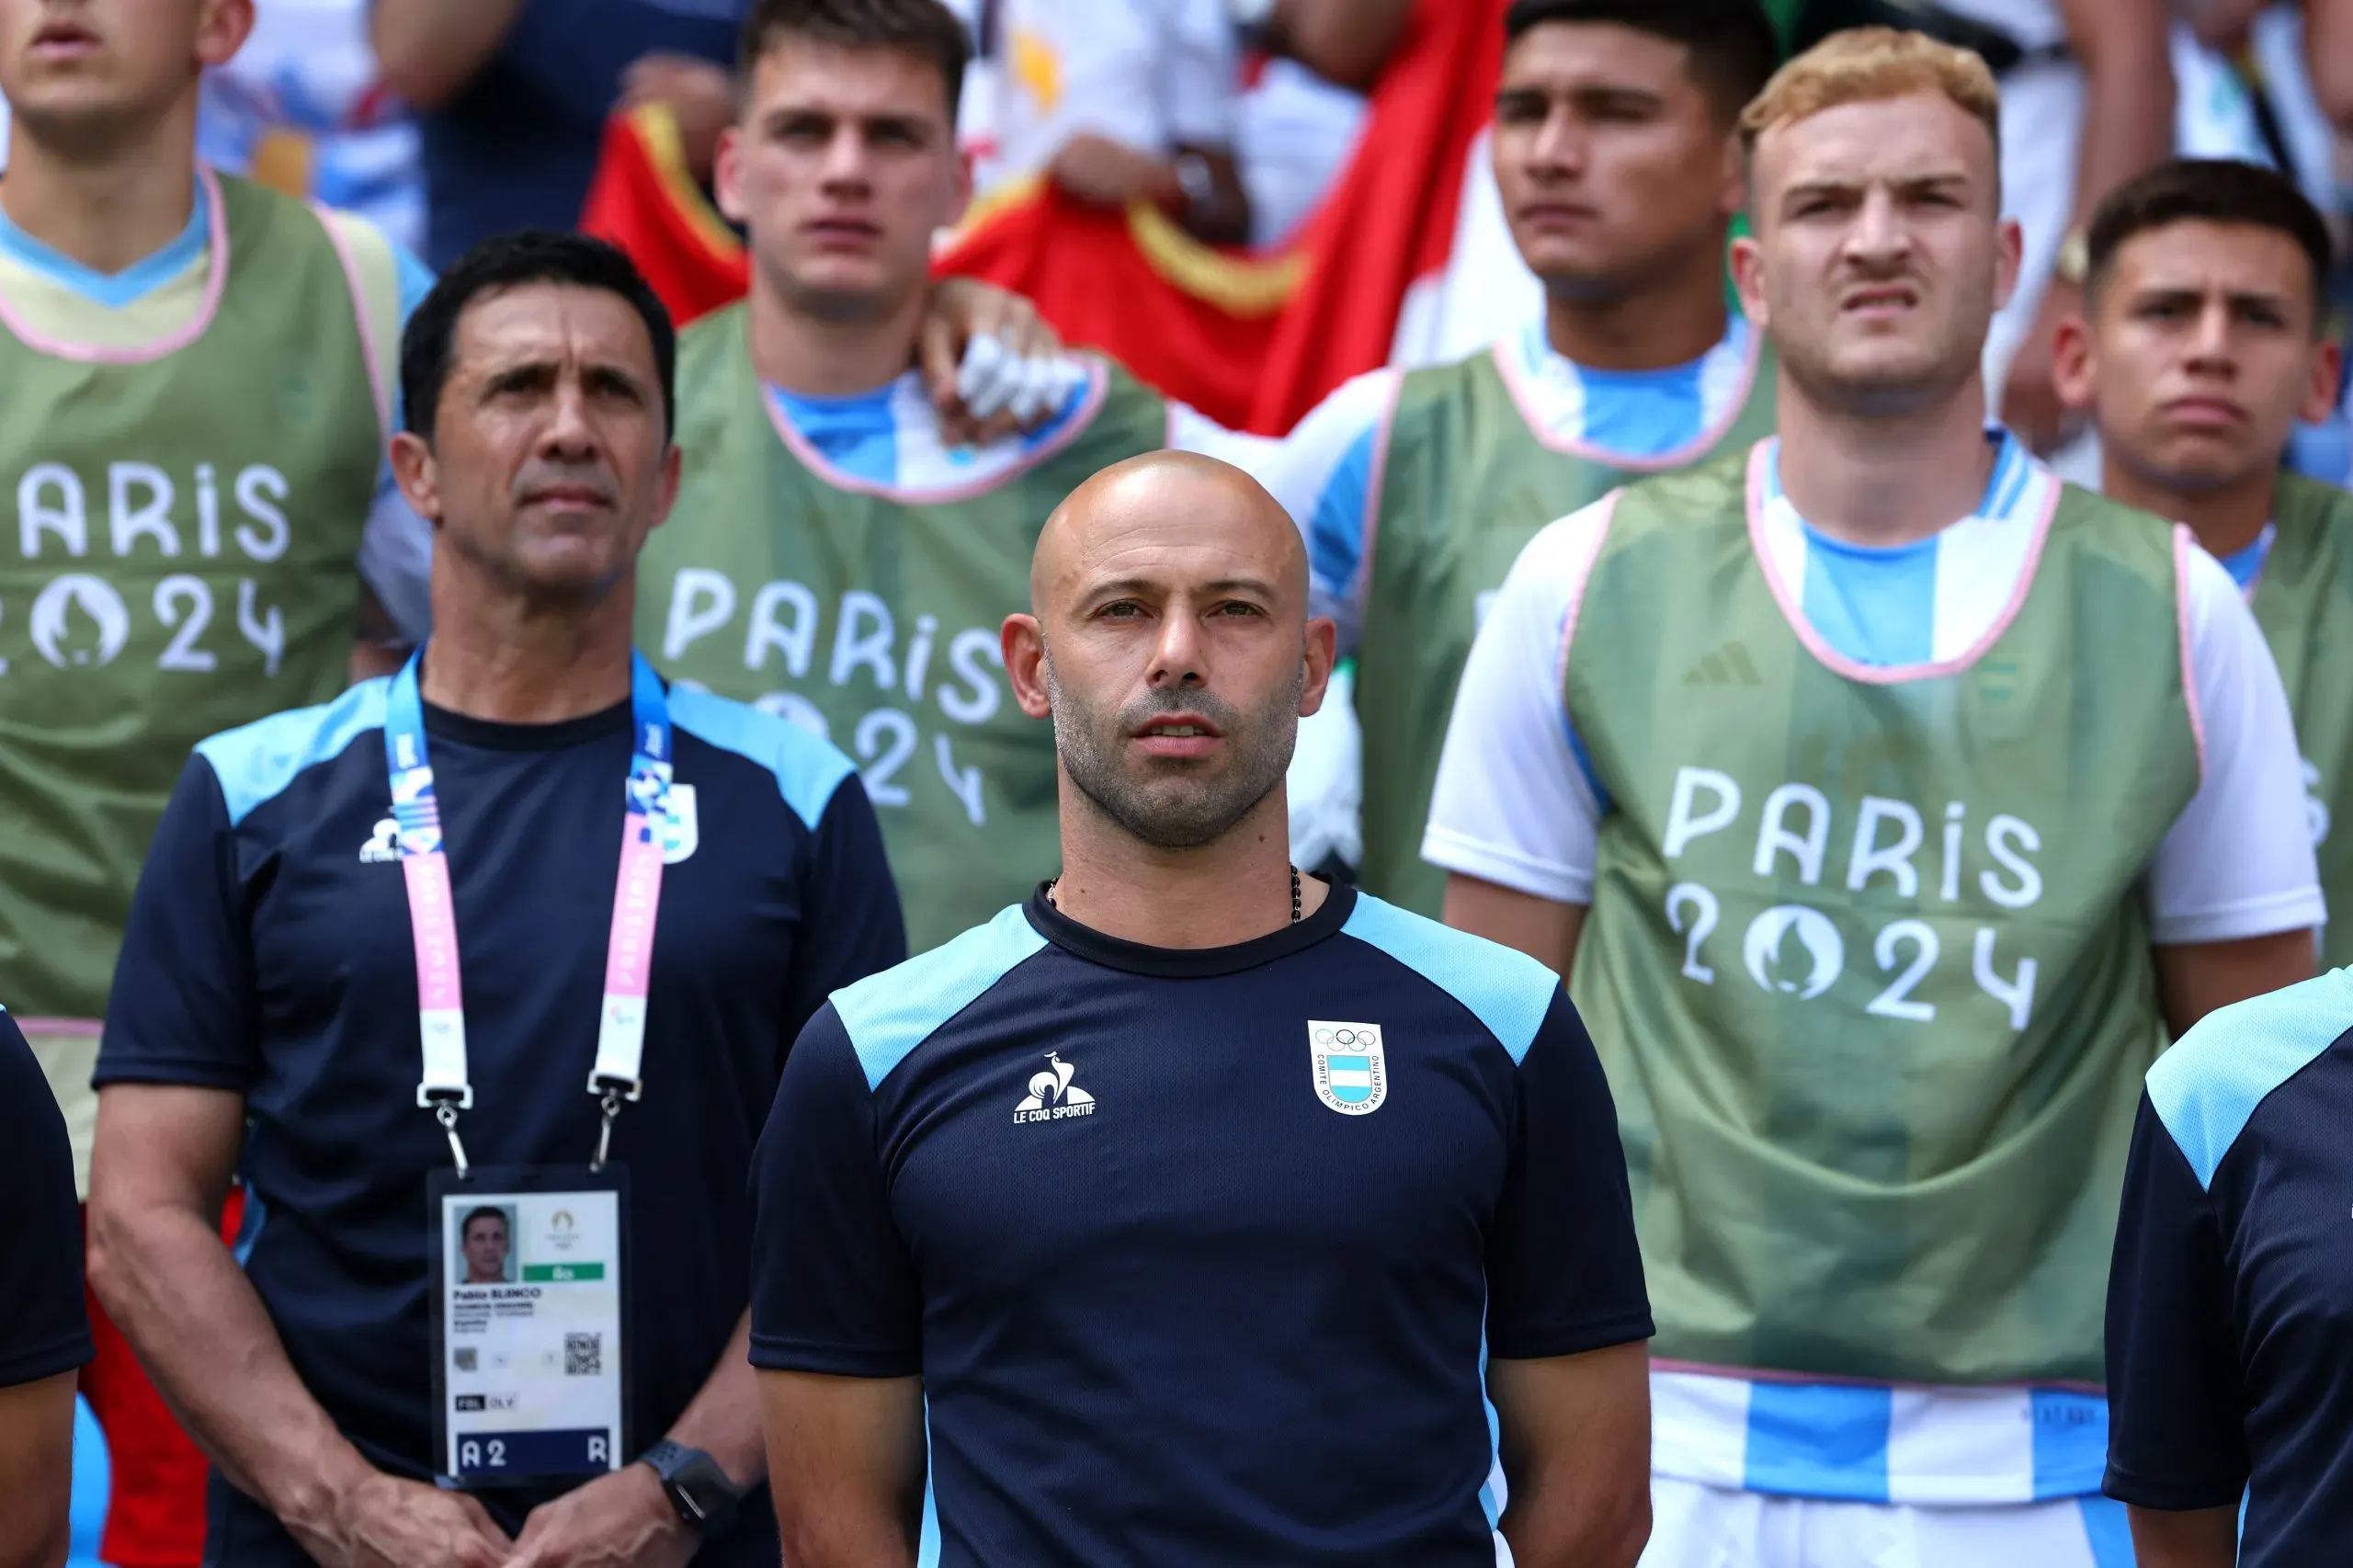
[1264,314,1759,652]
[0,181,437,640]
[2216,521,2277,596]
[762,369,1276,497]
[1425,431,2324,1504]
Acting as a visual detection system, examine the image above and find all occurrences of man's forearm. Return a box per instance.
[87,1199,372,1534]
[369,0,529,110]
[2066,11,2175,234]
[660,1312,766,1490]
[2128,1503,2239,1567]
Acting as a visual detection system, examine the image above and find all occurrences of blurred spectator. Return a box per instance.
[369,0,746,267]
[962,0,1253,244]
[200,0,424,254]
[1233,0,1415,245]
[2053,158,2353,969]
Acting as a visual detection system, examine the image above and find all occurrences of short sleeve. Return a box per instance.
[2144,540,2325,944]
[0,1014,94,1387]
[1485,990,1652,1360]
[1420,502,1611,904]
[780,780,908,1066]
[2103,1091,2251,1511]
[749,1006,922,1378]
[95,758,260,1092]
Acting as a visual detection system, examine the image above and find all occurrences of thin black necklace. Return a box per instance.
[1048,865,1302,925]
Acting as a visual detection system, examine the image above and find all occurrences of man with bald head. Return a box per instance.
[746,451,1655,1568]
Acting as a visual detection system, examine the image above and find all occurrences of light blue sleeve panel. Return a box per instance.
[2146,966,2353,1189]
[1209,369,1398,653]
[830,904,1049,1092]
[196,679,391,826]
[1339,893,1559,1064]
[668,686,858,831]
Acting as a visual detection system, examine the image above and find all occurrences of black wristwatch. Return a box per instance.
[639,1440,743,1539]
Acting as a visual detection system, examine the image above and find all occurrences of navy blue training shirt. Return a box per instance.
[0,1010,93,1389]
[2105,966,2353,1566]
[417,0,747,267]
[97,673,903,1565]
[751,881,1652,1566]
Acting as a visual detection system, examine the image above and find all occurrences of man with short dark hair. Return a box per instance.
[2054,156,2353,971]
[88,230,904,1568]
[642,0,1293,953]
[459,1208,510,1285]
[1267,0,1783,915]
[750,451,1654,1567]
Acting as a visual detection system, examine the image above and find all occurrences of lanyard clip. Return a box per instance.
[429,1096,471,1178]
[589,1076,635,1172]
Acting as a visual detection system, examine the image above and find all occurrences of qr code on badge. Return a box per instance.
[564,1333,602,1376]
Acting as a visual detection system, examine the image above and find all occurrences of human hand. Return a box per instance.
[1048,132,1185,210]
[2000,285,2087,455]
[920,278,1085,444]
[503,1463,696,1568]
[288,1468,513,1568]
[620,53,737,182]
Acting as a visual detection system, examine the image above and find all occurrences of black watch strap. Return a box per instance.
[639,1440,743,1538]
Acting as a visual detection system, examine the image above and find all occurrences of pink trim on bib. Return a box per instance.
[312,202,392,442]
[12,1017,103,1039]
[1347,374,1406,627]
[1743,440,2060,687]
[1491,321,1764,470]
[2174,524,2209,785]
[1552,490,1623,699]
[0,165,233,365]
[762,354,1111,503]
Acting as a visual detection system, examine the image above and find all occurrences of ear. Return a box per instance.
[199,0,256,69]
[716,126,749,225]
[1298,618,1337,719]
[389,430,442,526]
[1717,131,1747,224]
[2050,312,2097,413]
[2300,337,2344,426]
[1002,614,1052,720]
[1729,234,1768,329]
[1991,215,2024,315]
[944,145,975,233]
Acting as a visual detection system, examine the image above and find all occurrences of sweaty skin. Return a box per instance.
[1029,450,1312,624]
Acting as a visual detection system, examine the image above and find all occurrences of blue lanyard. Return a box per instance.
[384,648,674,1172]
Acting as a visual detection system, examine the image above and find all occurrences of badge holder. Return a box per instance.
[426,1162,633,1489]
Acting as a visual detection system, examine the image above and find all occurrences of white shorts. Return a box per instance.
[1640,1475,2139,1568]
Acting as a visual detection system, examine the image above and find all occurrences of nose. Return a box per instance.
[1146,607,1208,691]
[2184,299,2236,372]
[818,123,872,191]
[1843,187,1911,269]
[536,375,602,461]
[1527,104,1588,178]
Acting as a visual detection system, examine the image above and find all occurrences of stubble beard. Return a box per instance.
[1043,648,1304,853]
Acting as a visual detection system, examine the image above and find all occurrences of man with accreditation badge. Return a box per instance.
[86,231,904,1568]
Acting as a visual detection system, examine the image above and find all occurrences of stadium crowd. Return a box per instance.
[4,1,2353,1566]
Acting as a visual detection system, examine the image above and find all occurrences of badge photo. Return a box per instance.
[1309,1020,1387,1114]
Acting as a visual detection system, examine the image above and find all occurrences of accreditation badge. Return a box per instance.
[426,1165,630,1487]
